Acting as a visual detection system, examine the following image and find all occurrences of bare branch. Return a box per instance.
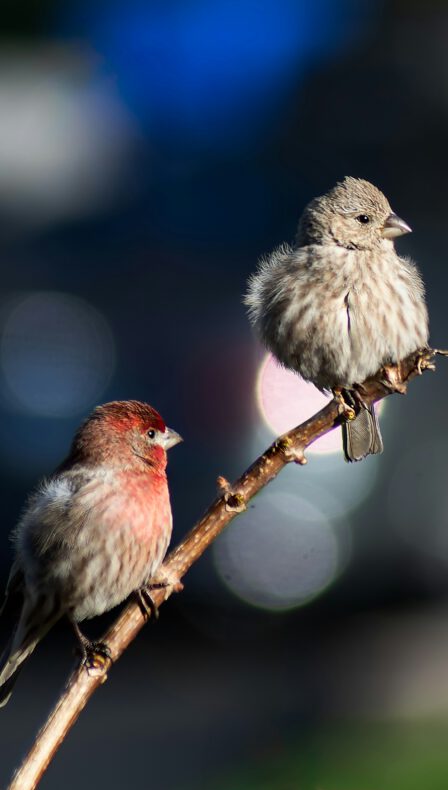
[8,348,444,790]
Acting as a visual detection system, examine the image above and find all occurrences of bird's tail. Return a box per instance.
[0,596,60,707]
[0,645,30,707]
[0,617,44,707]
[342,405,383,462]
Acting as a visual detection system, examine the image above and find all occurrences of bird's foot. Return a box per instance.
[137,567,184,620]
[416,347,441,374]
[136,587,160,620]
[332,387,356,421]
[72,623,112,676]
[349,383,372,411]
[82,641,112,676]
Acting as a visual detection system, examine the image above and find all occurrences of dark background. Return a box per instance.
[1,1,448,787]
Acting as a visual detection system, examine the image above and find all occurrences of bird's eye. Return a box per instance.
[356,214,370,224]
[147,429,156,440]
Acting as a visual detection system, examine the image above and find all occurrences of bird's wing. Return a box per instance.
[0,559,24,621]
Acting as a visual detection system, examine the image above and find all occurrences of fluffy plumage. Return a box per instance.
[245,177,429,460]
[0,400,182,706]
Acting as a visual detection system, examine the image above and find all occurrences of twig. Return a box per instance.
[8,348,444,790]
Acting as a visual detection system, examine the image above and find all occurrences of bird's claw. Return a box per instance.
[138,566,184,618]
[350,383,372,411]
[136,587,160,620]
[333,388,356,421]
[72,621,112,676]
[136,576,183,620]
[416,354,433,375]
[81,641,112,677]
[415,347,441,374]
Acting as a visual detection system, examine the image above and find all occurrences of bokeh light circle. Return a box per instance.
[0,291,115,417]
[256,352,384,455]
[214,490,342,611]
[0,48,137,224]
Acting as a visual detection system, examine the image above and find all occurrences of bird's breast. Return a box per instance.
[72,469,172,547]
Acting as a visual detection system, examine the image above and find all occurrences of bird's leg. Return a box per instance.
[135,587,160,620]
[136,566,184,620]
[332,387,356,421]
[72,621,111,674]
[136,568,184,621]
[350,382,371,411]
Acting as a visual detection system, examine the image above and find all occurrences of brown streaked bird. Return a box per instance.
[245,177,428,461]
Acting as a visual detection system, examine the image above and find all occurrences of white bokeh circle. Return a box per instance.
[214,490,343,611]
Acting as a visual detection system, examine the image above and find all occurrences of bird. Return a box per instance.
[0,400,182,706]
[245,177,429,461]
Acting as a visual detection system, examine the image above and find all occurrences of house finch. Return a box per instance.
[245,177,429,461]
[0,400,182,706]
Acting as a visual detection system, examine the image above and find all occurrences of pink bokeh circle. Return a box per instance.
[256,353,383,455]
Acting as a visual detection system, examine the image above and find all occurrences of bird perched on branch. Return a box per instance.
[0,400,182,706]
[245,177,429,461]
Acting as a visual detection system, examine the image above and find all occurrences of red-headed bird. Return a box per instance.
[0,400,182,706]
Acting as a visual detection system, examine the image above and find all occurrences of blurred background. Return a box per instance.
[1,0,448,787]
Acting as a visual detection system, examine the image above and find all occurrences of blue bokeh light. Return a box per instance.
[57,0,377,147]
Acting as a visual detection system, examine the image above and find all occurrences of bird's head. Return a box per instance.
[64,400,182,471]
[296,176,411,251]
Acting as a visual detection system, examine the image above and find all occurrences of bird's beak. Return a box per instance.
[163,427,183,450]
[382,212,412,239]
